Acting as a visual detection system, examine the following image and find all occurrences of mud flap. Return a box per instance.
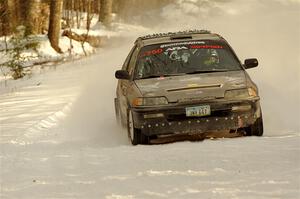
[114,98,120,123]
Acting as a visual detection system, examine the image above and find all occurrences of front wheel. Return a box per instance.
[127,109,149,145]
[245,115,264,136]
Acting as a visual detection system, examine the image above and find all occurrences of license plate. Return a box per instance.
[186,105,211,117]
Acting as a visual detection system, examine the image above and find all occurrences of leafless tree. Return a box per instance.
[99,0,113,26]
[0,0,14,36]
[48,0,63,53]
[25,0,41,35]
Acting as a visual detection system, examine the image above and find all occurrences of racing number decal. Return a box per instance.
[140,48,163,57]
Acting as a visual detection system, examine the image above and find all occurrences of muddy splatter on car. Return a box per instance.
[115,30,263,145]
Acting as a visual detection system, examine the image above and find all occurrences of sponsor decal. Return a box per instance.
[190,45,223,49]
[139,44,223,58]
[165,46,188,52]
[160,41,205,48]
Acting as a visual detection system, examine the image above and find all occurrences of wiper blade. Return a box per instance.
[138,73,184,80]
[163,73,186,76]
[186,69,229,74]
[138,75,162,79]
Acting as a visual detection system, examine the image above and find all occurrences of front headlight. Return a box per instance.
[248,87,258,97]
[132,97,168,106]
[225,88,258,99]
[225,89,249,99]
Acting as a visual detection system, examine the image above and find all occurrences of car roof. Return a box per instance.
[135,30,224,47]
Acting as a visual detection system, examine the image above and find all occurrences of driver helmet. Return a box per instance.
[209,50,219,64]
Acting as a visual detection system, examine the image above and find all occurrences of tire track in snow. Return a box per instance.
[0,62,86,145]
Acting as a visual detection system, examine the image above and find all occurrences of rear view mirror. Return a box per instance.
[244,58,258,69]
[115,70,130,80]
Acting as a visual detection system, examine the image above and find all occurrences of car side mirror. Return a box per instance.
[115,70,130,80]
[244,58,258,69]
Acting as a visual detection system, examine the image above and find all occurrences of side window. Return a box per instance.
[122,45,136,71]
[127,46,139,75]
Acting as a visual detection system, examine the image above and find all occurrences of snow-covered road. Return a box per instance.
[1,134,300,199]
[1,41,299,199]
[1,0,300,198]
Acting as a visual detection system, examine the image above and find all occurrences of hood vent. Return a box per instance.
[167,84,222,92]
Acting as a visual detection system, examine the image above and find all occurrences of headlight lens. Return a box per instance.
[225,89,249,99]
[248,87,258,97]
[225,88,258,99]
[132,97,168,106]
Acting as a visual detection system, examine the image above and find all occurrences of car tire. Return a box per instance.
[245,114,264,136]
[127,109,149,145]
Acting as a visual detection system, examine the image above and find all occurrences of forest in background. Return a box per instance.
[0,0,173,35]
[0,0,174,38]
[0,0,173,79]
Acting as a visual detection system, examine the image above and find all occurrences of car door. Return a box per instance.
[117,45,138,122]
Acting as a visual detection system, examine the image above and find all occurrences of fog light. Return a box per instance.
[144,113,164,119]
[232,105,251,112]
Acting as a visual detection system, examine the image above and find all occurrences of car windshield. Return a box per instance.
[134,40,242,79]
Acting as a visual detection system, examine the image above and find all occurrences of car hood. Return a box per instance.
[134,70,247,103]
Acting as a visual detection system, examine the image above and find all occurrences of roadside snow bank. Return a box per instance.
[0,34,95,81]
[38,35,95,58]
[0,34,94,67]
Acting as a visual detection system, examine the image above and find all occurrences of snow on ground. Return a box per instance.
[0,34,95,67]
[1,40,299,199]
[1,0,300,198]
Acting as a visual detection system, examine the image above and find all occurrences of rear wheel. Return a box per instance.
[245,114,264,136]
[127,109,149,145]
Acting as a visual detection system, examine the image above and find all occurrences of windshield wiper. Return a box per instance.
[138,73,185,80]
[186,69,229,74]
[138,75,162,79]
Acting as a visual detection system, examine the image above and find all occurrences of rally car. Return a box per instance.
[114,30,263,145]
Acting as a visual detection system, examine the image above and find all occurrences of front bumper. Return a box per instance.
[131,97,261,136]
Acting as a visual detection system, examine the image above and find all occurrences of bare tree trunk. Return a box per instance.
[75,0,80,28]
[48,0,63,53]
[25,0,41,35]
[99,0,112,26]
[97,0,101,22]
[70,0,74,27]
[0,0,8,36]
[64,0,69,27]
[97,0,100,14]
[86,0,91,30]
[16,0,26,27]
[39,2,50,34]
[0,0,18,36]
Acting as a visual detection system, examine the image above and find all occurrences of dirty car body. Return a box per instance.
[115,30,263,145]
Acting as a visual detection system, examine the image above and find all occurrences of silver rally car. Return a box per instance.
[115,30,263,145]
